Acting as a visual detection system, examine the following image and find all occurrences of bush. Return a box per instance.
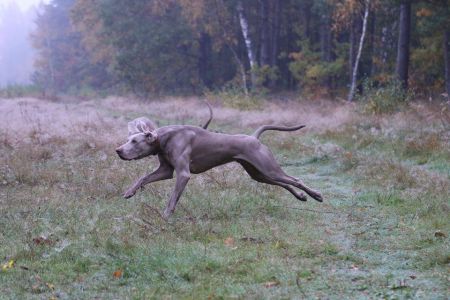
[0,84,41,98]
[204,80,263,111]
[288,41,346,97]
[359,79,412,114]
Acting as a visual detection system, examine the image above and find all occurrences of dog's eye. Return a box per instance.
[131,139,137,144]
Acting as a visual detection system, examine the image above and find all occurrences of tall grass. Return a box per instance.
[0,97,448,299]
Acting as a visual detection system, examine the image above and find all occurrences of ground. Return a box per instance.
[0,96,449,299]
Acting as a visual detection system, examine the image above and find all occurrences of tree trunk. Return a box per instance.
[366,10,376,77]
[348,0,370,101]
[380,25,388,67]
[303,0,312,44]
[198,32,213,89]
[395,1,411,90]
[237,0,257,89]
[444,29,450,98]
[320,11,334,89]
[259,0,270,67]
[270,0,280,67]
[212,0,249,94]
[349,11,362,86]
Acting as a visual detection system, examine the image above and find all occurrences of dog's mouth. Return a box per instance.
[116,151,132,161]
[117,152,146,161]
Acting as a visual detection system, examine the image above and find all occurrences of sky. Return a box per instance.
[0,0,48,11]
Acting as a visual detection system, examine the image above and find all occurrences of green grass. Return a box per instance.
[0,98,449,299]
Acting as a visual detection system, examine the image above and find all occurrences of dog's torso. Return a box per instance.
[157,125,263,174]
[117,119,322,218]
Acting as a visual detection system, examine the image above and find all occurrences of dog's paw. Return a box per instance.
[123,189,136,199]
[310,191,323,202]
[298,192,307,201]
[162,208,173,220]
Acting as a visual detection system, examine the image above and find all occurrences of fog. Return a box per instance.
[0,0,43,87]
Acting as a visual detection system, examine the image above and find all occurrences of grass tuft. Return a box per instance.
[0,96,448,298]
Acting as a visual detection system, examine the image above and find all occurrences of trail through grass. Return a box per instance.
[0,97,449,299]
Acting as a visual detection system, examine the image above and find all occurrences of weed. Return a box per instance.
[0,84,41,98]
[359,79,411,114]
[0,96,448,299]
[205,82,263,110]
[340,151,359,171]
[402,132,443,160]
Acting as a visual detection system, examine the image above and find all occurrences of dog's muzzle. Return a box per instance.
[116,148,129,160]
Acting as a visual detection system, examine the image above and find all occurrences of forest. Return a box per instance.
[1,1,450,298]
[30,0,450,101]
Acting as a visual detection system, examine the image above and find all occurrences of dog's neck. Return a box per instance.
[151,137,161,155]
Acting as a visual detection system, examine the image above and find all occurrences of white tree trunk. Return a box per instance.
[237,0,257,88]
[212,0,249,94]
[348,0,370,101]
[228,45,249,95]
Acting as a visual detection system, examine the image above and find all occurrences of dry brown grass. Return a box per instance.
[0,96,449,299]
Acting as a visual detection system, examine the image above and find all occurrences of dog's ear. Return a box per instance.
[128,117,157,136]
[128,121,140,136]
[137,121,150,133]
[144,130,158,143]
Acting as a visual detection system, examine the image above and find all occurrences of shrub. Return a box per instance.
[204,80,263,111]
[0,84,41,98]
[288,41,346,97]
[358,79,412,114]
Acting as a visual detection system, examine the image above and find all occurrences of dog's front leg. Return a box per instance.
[162,169,190,219]
[162,153,191,219]
[124,156,174,199]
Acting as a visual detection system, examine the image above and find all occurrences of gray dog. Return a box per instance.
[116,110,323,219]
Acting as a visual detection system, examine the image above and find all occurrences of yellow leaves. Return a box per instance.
[306,65,326,80]
[46,282,55,290]
[29,274,56,294]
[223,237,239,250]
[416,8,433,17]
[1,259,14,271]
[224,237,235,247]
[274,240,288,250]
[113,268,123,279]
[289,52,303,61]
[332,0,363,32]
[264,280,280,288]
[179,0,206,23]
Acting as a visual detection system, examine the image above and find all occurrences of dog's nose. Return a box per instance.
[116,148,122,154]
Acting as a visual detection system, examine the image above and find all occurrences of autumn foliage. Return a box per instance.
[31,0,450,98]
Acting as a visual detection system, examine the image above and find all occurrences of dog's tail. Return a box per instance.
[202,100,213,129]
[252,124,306,139]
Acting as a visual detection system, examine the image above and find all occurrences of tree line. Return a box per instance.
[0,2,35,87]
[31,0,450,99]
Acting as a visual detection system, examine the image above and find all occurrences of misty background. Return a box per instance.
[0,0,45,87]
[0,0,448,100]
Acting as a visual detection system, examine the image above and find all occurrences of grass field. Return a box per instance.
[0,96,449,299]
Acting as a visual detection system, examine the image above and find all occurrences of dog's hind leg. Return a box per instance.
[238,160,307,201]
[237,145,323,202]
[273,175,323,202]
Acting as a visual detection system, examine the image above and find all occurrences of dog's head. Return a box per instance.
[116,118,159,160]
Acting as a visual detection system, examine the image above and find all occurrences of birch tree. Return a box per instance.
[442,2,450,98]
[237,0,257,89]
[445,30,450,99]
[347,0,370,101]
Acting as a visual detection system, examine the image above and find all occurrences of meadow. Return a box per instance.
[0,96,449,299]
